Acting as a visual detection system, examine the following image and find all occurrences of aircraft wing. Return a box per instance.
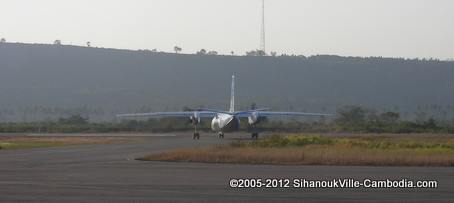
[235,111,334,118]
[117,111,217,118]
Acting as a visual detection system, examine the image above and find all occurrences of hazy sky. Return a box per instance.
[1,0,453,59]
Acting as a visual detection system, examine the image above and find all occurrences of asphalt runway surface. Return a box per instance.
[0,133,453,202]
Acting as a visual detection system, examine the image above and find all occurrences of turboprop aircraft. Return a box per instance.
[117,75,333,139]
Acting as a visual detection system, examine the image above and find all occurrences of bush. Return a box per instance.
[448,126,454,134]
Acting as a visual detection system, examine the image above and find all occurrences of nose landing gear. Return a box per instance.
[218,132,224,139]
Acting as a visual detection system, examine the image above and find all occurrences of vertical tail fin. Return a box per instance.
[229,75,235,113]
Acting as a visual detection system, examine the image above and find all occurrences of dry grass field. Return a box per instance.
[139,134,454,167]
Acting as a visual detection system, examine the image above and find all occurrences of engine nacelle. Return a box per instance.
[248,112,260,125]
[189,113,201,126]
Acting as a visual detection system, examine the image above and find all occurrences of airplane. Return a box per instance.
[117,75,333,140]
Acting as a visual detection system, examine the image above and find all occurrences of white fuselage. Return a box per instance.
[211,113,240,132]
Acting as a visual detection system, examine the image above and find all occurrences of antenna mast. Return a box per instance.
[260,0,266,53]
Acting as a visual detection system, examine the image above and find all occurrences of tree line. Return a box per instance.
[0,106,452,134]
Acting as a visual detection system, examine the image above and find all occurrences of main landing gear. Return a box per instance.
[193,132,200,140]
[250,124,259,140]
[251,132,259,140]
[193,125,200,140]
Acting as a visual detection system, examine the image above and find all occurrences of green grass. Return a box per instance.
[0,141,67,150]
[0,136,133,150]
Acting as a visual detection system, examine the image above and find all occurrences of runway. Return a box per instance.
[0,133,453,202]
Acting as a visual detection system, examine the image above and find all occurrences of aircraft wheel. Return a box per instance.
[218,132,224,139]
[193,132,200,140]
[251,133,259,140]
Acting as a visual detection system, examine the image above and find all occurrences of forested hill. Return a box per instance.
[0,43,453,122]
